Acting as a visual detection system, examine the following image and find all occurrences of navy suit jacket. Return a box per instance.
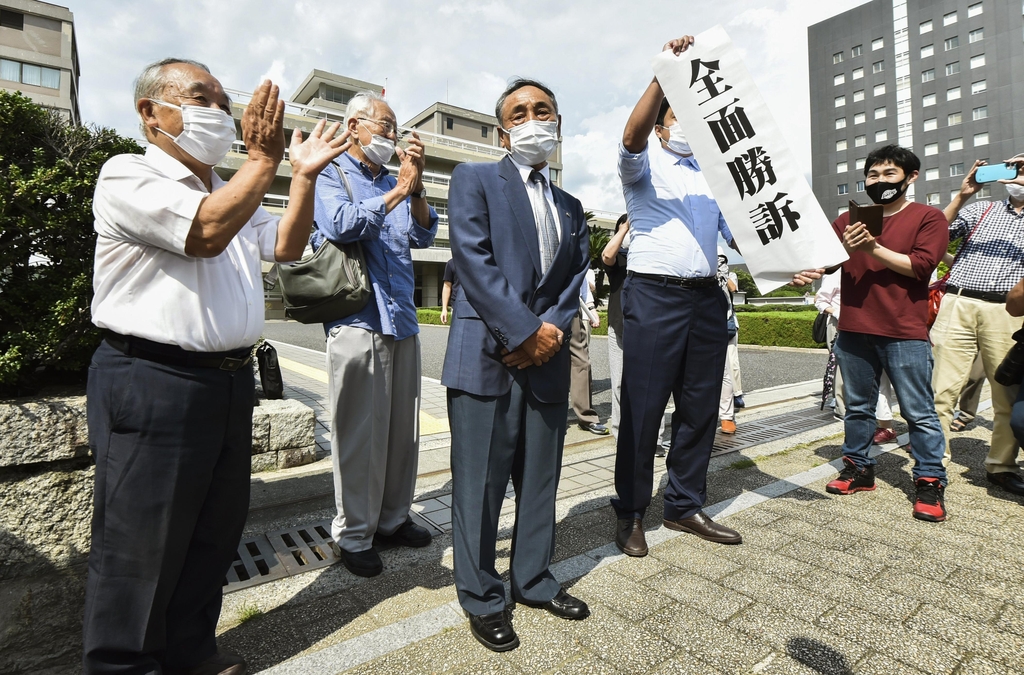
[441,156,591,404]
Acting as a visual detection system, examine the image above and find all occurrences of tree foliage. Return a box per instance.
[0,91,142,394]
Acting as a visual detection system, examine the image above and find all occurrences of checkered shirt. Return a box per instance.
[947,199,1024,294]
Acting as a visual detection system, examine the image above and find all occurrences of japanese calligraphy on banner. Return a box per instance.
[652,25,848,294]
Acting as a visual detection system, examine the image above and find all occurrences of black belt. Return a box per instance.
[103,331,253,371]
[627,271,718,289]
[945,284,1007,304]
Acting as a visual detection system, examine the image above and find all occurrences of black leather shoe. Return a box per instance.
[987,471,1024,496]
[468,610,519,652]
[578,422,610,435]
[520,588,590,620]
[374,518,432,548]
[615,518,648,556]
[664,510,742,544]
[337,546,382,577]
[164,650,246,675]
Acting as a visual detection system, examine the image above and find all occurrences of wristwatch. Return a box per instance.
[410,188,426,199]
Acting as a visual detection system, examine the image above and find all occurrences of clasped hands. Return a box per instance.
[842,222,877,253]
[501,322,563,370]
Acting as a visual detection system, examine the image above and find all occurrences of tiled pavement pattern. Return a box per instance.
[219,405,1024,675]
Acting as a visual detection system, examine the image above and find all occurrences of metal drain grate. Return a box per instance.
[224,535,288,591]
[267,520,340,575]
[712,406,837,456]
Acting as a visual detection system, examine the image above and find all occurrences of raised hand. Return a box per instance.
[242,80,286,166]
[958,159,986,198]
[395,131,426,197]
[663,35,695,55]
[792,268,825,286]
[288,118,352,180]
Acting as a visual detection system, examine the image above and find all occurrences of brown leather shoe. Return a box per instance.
[664,511,742,544]
[164,650,246,675]
[615,518,648,556]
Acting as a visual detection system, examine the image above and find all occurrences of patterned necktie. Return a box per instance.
[528,170,559,272]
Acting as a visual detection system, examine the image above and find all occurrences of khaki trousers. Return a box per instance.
[570,312,599,426]
[931,293,1023,473]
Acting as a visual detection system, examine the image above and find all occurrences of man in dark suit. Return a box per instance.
[442,78,592,652]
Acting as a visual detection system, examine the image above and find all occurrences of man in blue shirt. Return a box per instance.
[312,91,438,577]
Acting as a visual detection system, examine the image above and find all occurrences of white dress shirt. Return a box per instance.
[91,145,279,352]
[509,157,562,261]
[814,271,842,320]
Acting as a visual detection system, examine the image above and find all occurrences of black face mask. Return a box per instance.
[865,178,908,205]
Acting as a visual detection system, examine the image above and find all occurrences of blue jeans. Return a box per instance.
[834,331,947,484]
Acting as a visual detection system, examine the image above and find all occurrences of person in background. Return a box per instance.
[441,256,459,325]
[717,247,737,434]
[727,267,745,409]
[601,213,630,437]
[570,266,608,434]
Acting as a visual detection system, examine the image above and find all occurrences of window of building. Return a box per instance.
[926,168,940,180]
[978,185,992,198]
[970,54,986,69]
[949,137,963,151]
[872,60,884,73]
[446,117,454,129]
[833,51,844,64]
[853,89,865,102]
[854,112,866,124]
[927,193,941,205]
[838,206,849,216]
[852,67,864,80]
[837,160,848,172]
[852,44,863,57]
[856,157,866,170]
[875,129,888,142]
[836,139,848,151]
[920,19,933,33]
[974,132,989,146]
[481,125,488,138]
[922,68,935,82]
[971,80,987,94]
[921,44,934,57]
[945,36,959,50]
[855,134,866,146]
[838,184,849,195]
[856,180,865,192]
[0,58,60,89]
[950,189,962,201]
[946,62,960,76]
[925,142,939,156]
[923,117,938,131]
[835,95,846,108]
[972,105,988,120]
[923,93,936,107]
[836,117,847,129]
[950,162,965,176]
[943,11,958,26]
[968,2,983,17]
[874,83,886,96]
[0,9,24,30]
[834,73,845,86]
[948,112,962,125]
[947,86,961,101]
[874,106,886,119]
[872,37,884,50]
[969,28,984,43]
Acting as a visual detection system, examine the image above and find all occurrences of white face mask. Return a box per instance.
[150,99,236,165]
[502,120,559,166]
[664,123,691,156]
[357,120,396,166]
[1006,183,1024,201]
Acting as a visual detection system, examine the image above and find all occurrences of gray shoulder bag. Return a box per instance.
[274,162,373,324]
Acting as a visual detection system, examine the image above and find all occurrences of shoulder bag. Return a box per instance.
[927,202,995,328]
[275,162,373,324]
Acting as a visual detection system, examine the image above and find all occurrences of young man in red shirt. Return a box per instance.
[825,144,950,522]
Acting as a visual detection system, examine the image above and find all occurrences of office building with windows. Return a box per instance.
[0,0,78,123]
[809,0,1024,219]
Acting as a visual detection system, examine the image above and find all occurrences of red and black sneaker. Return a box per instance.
[913,477,947,522]
[826,457,876,495]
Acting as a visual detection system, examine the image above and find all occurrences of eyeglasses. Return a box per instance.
[357,117,401,138]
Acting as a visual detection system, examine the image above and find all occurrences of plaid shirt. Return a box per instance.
[948,199,1024,294]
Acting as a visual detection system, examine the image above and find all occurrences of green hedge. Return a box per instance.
[736,311,823,349]
[734,304,817,313]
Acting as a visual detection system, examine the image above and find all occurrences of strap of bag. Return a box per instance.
[942,201,996,282]
[332,160,355,203]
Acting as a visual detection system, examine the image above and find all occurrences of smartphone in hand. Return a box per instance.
[976,163,1018,183]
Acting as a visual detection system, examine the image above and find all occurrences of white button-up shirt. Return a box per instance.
[618,140,732,278]
[91,145,279,352]
[509,156,562,259]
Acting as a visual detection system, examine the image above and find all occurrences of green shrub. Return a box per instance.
[734,304,817,313]
[736,311,824,349]
[0,91,143,395]
[417,308,443,325]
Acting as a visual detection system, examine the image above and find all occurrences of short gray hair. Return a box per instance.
[345,91,389,123]
[494,78,558,128]
[133,57,211,134]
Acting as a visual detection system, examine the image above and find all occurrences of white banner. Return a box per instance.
[652,25,848,294]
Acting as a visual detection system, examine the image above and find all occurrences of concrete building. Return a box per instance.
[0,0,78,124]
[808,0,1024,219]
[215,69,612,315]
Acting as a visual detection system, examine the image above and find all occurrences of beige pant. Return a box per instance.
[727,333,743,395]
[931,293,1022,473]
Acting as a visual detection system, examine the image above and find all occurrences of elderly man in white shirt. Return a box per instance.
[83,58,349,675]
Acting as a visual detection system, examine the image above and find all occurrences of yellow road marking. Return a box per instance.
[277,355,449,434]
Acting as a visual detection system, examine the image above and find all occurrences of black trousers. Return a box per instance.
[83,341,253,674]
[612,277,728,522]
[448,379,566,616]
